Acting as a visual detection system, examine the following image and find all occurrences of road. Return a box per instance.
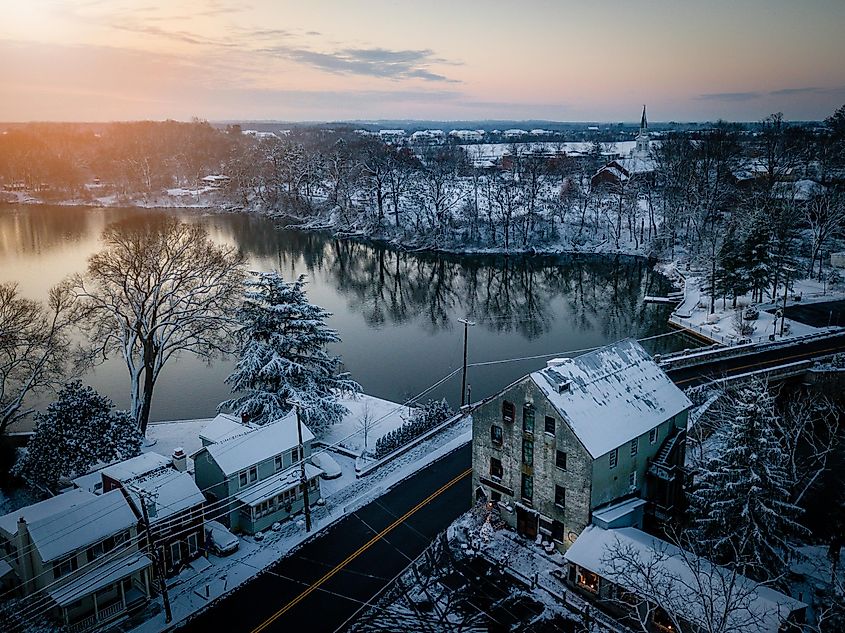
[665,331,845,387]
[179,443,472,633]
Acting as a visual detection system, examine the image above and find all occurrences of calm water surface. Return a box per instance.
[0,205,696,430]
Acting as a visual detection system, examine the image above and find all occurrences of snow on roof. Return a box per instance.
[771,179,826,201]
[71,471,104,494]
[614,156,657,173]
[125,470,205,522]
[0,489,94,537]
[591,497,647,526]
[235,463,322,506]
[48,554,151,606]
[565,526,805,633]
[205,412,313,476]
[101,453,171,484]
[200,413,253,445]
[530,339,691,458]
[27,490,137,563]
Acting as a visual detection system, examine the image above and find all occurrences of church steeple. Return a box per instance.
[635,104,650,156]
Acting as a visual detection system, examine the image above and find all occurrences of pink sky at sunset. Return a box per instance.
[1,0,844,122]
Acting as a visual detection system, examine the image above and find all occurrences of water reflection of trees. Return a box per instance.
[316,239,671,341]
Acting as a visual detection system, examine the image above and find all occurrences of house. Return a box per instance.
[193,413,323,534]
[100,451,206,577]
[563,524,807,633]
[0,490,152,631]
[471,339,691,551]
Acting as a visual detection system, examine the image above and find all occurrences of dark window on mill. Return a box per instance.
[490,457,503,479]
[502,400,515,423]
[491,424,503,446]
[544,416,555,434]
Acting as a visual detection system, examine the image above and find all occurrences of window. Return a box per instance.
[53,556,78,580]
[630,438,639,457]
[490,425,503,446]
[609,448,618,469]
[521,473,533,501]
[629,470,637,488]
[544,416,555,435]
[522,406,535,434]
[522,437,534,466]
[290,447,302,463]
[86,541,104,563]
[248,466,258,483]
[310,478,319,492]
[274,455,283,471]
[239,471,248,487]
[188,533,199,557]
[502,400,515,423]
[490,457,503,479]
[576,568,600,594]
[491,490,502,503]
[551,520,565,542]
[649,428,658,444]
[539,518,553,536]
[555,485,566,509]
[170,541,182,567]
[555,450,567,470]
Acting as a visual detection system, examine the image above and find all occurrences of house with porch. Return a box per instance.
[100,451,206,578]
[0,489,152,632]
[563,524,807,633]
[192,412,323,534]
[471,338,692,551]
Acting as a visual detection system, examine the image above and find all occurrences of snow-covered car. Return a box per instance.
[310,452,342,480]
[205,520,239,556]
[743,307,759,320]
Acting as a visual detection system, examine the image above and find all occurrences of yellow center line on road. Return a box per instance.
[673,344,842,385]
[250,466,473,633]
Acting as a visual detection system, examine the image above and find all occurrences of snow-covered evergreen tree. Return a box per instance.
[14,381,141,490]
[222,271,360,434]
[689,381,807,581]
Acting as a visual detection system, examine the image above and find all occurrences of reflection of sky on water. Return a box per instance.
[0,205,695,430]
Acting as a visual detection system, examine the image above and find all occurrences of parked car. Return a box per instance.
[311,452,342,480]
[205,520,239,556]
[743,307,759,320]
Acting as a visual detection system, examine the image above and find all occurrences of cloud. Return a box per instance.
[769,87,821,96]
[261,45,460,83]
[696,91,762,102]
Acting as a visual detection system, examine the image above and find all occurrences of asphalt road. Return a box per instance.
[178,443,472,633]
[666,331,845,387]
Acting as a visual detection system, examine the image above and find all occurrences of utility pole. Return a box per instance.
[296,405,312,532]
[134,487,172,623]
[458,318,476,407]
[780,266,793,336]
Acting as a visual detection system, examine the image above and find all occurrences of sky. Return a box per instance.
[1,0,844,123]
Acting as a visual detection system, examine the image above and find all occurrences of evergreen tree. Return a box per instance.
[14,381,141,490]
[689,381,807,581]
[222,271,360,434]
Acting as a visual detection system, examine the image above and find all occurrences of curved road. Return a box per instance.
[179,444,472,633]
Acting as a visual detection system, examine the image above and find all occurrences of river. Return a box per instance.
[0,204,696,431]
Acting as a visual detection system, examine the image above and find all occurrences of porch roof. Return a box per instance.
[235,463,322,507]
[48,554,151,607]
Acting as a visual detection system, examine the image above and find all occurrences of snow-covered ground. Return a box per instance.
[128,415,472,633]
[669,270,845,346]
[319,392,416,457]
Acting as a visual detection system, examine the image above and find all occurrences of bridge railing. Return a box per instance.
[659,329,844,371]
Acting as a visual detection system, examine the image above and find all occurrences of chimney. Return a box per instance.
[240,412,250,425]
[172,447,187,472]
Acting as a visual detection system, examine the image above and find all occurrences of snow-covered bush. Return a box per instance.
[14,381,142,490]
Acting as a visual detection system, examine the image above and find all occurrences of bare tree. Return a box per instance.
[805,192,845,280]
[357,400,375,455]
[0,282,79,436]
[599,530,792,633]
[73,217,244,435]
